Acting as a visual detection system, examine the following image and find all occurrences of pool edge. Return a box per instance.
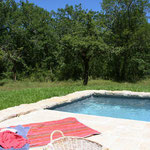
[1,90,150,123]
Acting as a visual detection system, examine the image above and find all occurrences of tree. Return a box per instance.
[102,0,150,81]
[0,0,59,80]
[0,0,25,80]
[59,5,108,85]
[19,1,59,79]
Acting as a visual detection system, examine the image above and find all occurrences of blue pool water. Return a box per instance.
[50,96,150,122]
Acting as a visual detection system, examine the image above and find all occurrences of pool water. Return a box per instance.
[50,96,150,122]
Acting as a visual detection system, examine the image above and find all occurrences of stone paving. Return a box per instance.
[0,110,150,150]
[0,90,150,150]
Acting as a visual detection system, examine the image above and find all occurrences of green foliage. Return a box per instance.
[0,0,150,84]
[102,0,150,81]
[0,49,5,79]
[57,5,108,85]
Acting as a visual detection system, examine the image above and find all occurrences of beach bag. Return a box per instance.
[43,130,108,150]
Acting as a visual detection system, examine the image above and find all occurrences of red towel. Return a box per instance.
[0,131,28,149]
[22,117,100,147]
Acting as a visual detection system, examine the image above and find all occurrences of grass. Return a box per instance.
[0,79,150,110]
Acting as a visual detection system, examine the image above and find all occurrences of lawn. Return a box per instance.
[0,79,150,110]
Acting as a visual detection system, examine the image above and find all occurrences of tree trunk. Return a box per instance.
[121,53,127,81]
[83,58,89,85]
[12,62,17,81]
[14,71,16,81]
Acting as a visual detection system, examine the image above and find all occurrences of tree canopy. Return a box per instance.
[0,0,150,84]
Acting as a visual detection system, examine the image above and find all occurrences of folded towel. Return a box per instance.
[0,125,30,150]
[0,131,27,149]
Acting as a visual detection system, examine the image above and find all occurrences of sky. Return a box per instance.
[15,0,149,22]
[15,0,103,12]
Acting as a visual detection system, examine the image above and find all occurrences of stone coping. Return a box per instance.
[1,90,150,123]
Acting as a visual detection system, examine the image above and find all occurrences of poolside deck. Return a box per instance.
[0,109,150,150]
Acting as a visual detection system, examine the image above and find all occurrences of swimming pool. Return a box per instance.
[49,96,150,122]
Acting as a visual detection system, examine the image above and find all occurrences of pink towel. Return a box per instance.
[0,131,28,149]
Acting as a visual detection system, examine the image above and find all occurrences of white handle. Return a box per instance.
[50,130,64,142]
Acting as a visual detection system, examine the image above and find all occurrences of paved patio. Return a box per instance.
[0,109,150,150]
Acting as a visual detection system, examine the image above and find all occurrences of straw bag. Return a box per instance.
[43,130,108,150]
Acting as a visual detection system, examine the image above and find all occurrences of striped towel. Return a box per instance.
[22,117,100,147]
